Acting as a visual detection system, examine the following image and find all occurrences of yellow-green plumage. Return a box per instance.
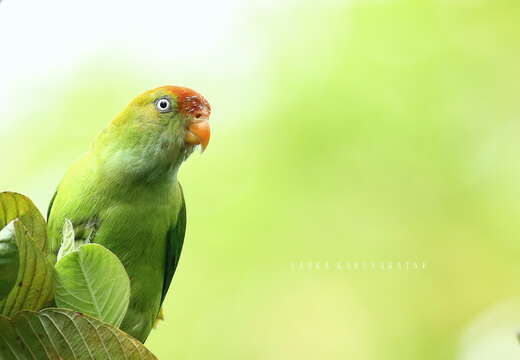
[47,86,210,342]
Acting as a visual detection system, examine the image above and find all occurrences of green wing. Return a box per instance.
[47,191,57,221]
[161,186,187,304]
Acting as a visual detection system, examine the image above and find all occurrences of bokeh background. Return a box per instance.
[1,0,520,358]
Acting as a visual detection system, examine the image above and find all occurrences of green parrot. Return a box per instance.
[47,85,211,343]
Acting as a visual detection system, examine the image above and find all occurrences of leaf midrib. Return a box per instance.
[77,252,104,319]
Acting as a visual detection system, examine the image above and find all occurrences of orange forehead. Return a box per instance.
[162,85,211,116]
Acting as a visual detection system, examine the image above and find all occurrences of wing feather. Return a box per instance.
[161,185,186,304]
[47,190,57,221]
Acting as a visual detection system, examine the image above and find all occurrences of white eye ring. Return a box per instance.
[156,98,172,113]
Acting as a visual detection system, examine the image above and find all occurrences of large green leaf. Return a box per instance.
[0,308,157,359]
[0,224,19,301]
[0,192,47,253]
[0,220,54,316]
[55,243,131,328]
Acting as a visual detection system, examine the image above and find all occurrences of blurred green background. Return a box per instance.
[2,0,520,358]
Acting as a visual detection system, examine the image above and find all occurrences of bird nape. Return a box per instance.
[47,85,211,342]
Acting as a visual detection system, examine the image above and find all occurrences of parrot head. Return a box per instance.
[121,85,210,151]
[96,85,211,179]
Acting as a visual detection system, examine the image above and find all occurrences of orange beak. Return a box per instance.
[185,119,211,151]
[165,85,211,152]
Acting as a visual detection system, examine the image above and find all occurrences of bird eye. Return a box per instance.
[155,98,172,113]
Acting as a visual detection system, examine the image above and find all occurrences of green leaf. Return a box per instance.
[57,218,76,261]
[55,243,131,328]
[0,308,157,359]
[0,220,55,316]
[0,223,19,301]
[0,192,47,253]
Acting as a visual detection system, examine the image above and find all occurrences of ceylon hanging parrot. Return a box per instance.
[47,86,211,342]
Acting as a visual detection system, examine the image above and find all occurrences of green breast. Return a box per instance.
[47,154,183,342]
